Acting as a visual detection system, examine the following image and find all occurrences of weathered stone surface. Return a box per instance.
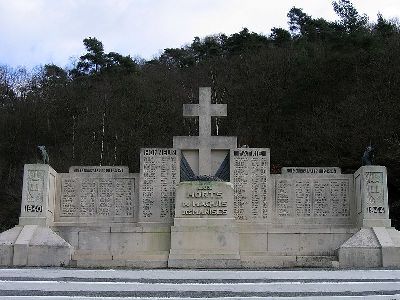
[231,148,270,221]
[0,226,22,266]
[174,181,234,219]
[0,225,73,267]
[354,166,390,227]
[173,87,237,177]
[139,148,179,223]
[57,168,138,223]
[338,228,381,268]
[272,173,354,224]
[376,227,400,267]
[19,164,57,226]
[55,224,171,268]
[340,228,379,248]
[169,181,240,268]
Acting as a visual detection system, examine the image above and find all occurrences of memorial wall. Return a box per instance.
[50,152,356,226]
[56,166,138,223]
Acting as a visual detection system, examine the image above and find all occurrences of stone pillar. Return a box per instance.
[19,164,58,226]
[0,164,73,267]
[354,166,391,228]
[168,181,240,268]
[338,166,398,268]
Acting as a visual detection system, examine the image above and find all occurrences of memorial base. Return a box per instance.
[55,223,171,269]
[339,227,400,268]
[0,225,73,267]
[168,219,240,268]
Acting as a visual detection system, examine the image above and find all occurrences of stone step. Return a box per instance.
[1,268,400,299]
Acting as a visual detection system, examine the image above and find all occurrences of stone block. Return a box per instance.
[296,256,336,267]
[241,255,297,268]
[354,166,390,227]
[239,232,268,252]
[168,258,240,269]
[73,250,112,261]
[126,258,168,268]
[77,259,125,268]
[56,169,138,224]
[272,173,354,226]
[0,226,22,266]
[54,226,79,249]
[339,248,382,268]
[27,226,73,266]
[169,181,240,268]
[110,231,170,257]
[171,226,238,252]
[268,233,300,253]
[27,245,71,267]
[19,164,57,226]
[78,231,111,252]
[0,225,73,267]
[13,225,37,266]
[377,227,400,267]
[174,181,234,219]
[338,228,382,268]
[298,233,352,256]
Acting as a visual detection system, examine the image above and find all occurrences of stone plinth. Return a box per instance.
[354,166,391,227]
[338,227,400,268]
[19,164,57,226]
[168,181,240,268]
[0,225,73,267]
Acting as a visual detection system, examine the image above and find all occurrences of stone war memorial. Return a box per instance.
[1,87,400,268]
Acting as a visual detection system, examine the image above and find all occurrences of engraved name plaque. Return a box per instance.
[231,148,270,221]
[57,166,137,222]
[139,148,179,223]
[275,174,353,223]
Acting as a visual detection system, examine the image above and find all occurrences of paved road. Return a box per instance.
[0,268,400,299]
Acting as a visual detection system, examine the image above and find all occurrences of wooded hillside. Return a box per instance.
[1,0,400,230]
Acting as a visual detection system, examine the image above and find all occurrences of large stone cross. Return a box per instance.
[173,87,237,176]
[183,87,227,137]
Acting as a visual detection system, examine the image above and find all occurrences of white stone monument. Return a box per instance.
[173,87,237,176]
[1,86,400,268]
[168,181,240,268]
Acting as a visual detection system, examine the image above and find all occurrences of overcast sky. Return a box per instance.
[0,0,399,69]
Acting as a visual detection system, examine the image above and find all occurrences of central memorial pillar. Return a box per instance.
[168,181,240,268]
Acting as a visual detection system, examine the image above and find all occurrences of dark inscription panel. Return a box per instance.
[139,148,178,223]
[59,172,136,220]
[232,148,270,220]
